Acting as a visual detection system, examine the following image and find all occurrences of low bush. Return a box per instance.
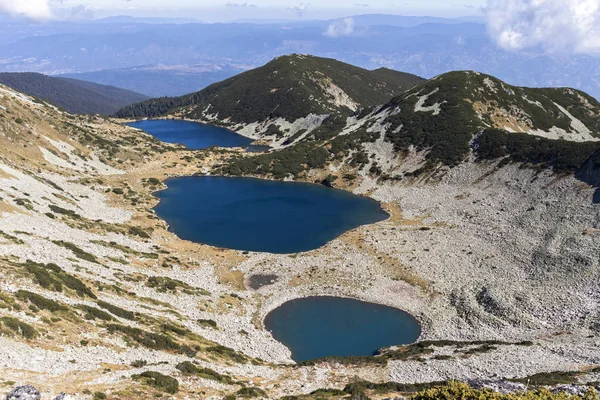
[96,301,136,320]
[16,290,67,312]
[0,316,36,339]
[134,371,179,394]
[176,361,235,384]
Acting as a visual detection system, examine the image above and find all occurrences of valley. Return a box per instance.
[0,53,599,400]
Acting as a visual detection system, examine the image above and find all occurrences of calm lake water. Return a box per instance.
[127,119,253,149]
[153,176,389,254]
[264,296,421,362]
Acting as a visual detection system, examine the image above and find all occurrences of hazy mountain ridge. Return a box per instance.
[2,19,600,100]
[59,64,244,97]
[0,72,149,114]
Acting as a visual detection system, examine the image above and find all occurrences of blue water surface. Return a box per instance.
[153,176,389,254]
[264,296,421,362]
[127,119,253,149]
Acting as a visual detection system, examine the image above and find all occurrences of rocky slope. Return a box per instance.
[115,54,424,148]
[1,65,600,400]
[0,73,149,115]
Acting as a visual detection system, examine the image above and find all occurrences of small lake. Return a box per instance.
[127,119,253,149]
[153,176,389,254]
[264,296,421,362]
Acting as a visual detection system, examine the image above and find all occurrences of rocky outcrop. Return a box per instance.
[5,387,66,400]
[5,386,40,400]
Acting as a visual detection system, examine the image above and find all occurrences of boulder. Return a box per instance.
[5,386,41,400]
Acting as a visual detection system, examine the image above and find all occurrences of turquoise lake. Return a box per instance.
[153,176,389,254]
[264,296,421,362]
[127,119,253,149]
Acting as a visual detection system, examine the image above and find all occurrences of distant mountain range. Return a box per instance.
[0,15,599,99]
[0,73,149,114]
[59,65,244,97]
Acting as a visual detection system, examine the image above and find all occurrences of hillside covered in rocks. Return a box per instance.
[0,57,600,400]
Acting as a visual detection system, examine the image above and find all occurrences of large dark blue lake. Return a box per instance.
[264,296,421,362]
[153,176,389,254]
[127,119,253,149]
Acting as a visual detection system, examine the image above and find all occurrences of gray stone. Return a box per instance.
[5,386,41,400]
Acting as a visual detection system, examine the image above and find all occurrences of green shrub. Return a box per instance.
[48,205,81,220]
[107,324,179,351]
[476,129,600,173]
[0,317,36,339]
[76,305,114,321]
[52,241,98,264]
[206,345,247,363]
[134,371,179,394]
[197,319,218,329]
[131,359,147,368]
[23,260,96,298]
[128,226,150,239]
[176,361,235,384]
[16,290,67,312]
[96,301,135,320]
[236,387,267,398]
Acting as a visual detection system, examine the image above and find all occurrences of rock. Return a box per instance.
[52,394,66,400]
[5,386,41,400]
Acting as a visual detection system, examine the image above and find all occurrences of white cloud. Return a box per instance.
[485,0,600,54]
[324,17,355,38]
[0,0,52,20]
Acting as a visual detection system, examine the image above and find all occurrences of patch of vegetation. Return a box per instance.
[235,387,267,398]
[22,260,96,298]
[16,290,67,312]
[0,231,24,245]
[413,381,599,400]
[476,129,600,173]
[197,319,218,329]
[131,359,147,368]
[48,205,82,220]
[176,361,236,384]
[510,371,584,386]
[221,124,376,179]
[147,276,208,295]
[76,305,114,321]
[133,371,179,394]
[128,226,151,239]
[0,317,36,339]
[206,345,247,364]
[107,324,179,351]
[52,241,99,264]
[96,301,136,320]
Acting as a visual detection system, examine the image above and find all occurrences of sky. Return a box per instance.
[0,0,599,55]
[0,0,487,21]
